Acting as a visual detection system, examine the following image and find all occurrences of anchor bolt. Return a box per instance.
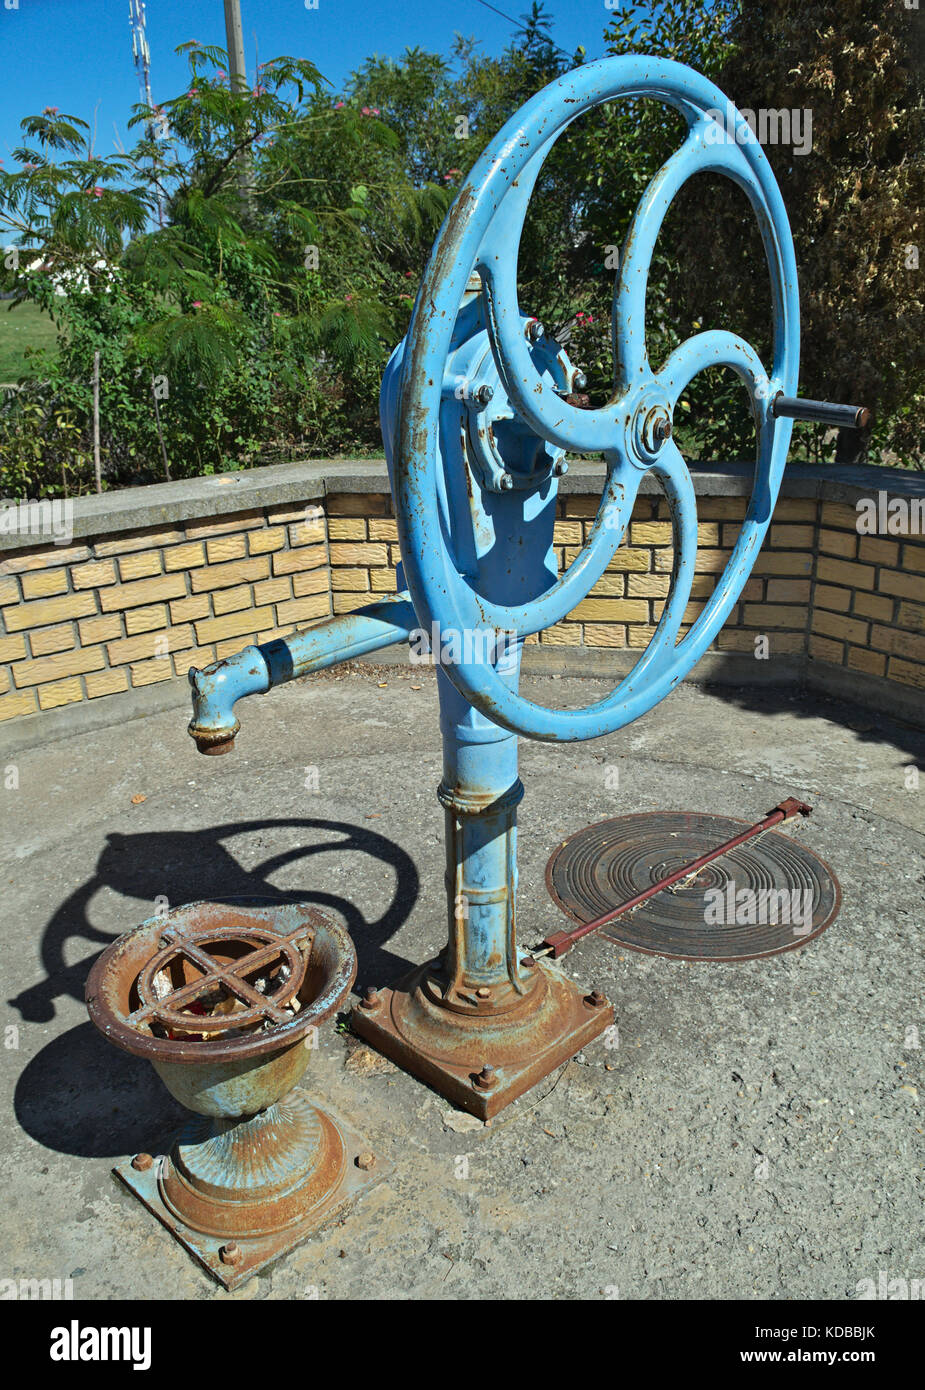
[355,1152,376,1171]
[526,320,545,342]
[219,1242,243,1266]
[473,1064,497,1090]
[585,990,608,1008]
[131,1153,153,1172]
[359,986,380,1011]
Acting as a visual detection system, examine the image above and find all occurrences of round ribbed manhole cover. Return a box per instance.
[545,812,841,962]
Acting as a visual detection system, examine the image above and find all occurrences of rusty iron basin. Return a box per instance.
[85,900,356,1118]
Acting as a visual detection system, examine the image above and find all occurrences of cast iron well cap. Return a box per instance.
[85,899,356,1064]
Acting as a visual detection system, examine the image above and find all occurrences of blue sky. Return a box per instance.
[0,0,616,159]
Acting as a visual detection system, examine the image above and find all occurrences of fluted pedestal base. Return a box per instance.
[115,1093,386,1289]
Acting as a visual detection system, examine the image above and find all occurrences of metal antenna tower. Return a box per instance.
[129,0,166,227]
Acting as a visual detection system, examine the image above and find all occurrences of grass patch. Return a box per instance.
[0,300,58,380]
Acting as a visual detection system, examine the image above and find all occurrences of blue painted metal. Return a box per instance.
[389,54,799,744]
[187,595,416,751]
[187,55,809,1115]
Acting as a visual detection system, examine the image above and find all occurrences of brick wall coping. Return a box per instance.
[2,458,921,553]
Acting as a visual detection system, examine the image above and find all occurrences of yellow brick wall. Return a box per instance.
[0,502,331,721]
[1,483,923,724]
[325,488,924,691]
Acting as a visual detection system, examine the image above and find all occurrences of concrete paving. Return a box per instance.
[1,665,922,1301]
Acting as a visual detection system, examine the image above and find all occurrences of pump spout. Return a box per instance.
[187,593,418,754]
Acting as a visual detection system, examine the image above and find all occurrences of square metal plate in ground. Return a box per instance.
[114,1106,389,1291]
[353,968,614,1120]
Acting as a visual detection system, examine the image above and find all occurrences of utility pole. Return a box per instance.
[222,0,252,206]
[223,0,248,96]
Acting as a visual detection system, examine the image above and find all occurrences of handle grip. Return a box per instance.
[772,392,871,430]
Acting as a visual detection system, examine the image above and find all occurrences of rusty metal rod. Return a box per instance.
[772,393,870,430]
[539,797,812,958]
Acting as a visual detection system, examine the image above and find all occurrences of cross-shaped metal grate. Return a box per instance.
[127,922,313,1035]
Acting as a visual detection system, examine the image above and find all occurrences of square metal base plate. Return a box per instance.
[114,1105,389,1290]
[352,968,614,1119]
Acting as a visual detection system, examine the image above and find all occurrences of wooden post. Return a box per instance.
[92,350,102,493]
[152,374,171,481]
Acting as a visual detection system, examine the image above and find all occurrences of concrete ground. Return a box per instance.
[1,665,922,1301]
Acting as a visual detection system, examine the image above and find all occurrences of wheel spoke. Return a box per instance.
[617,442,698,689]
[613,122,712,385]
[455,452,644,637]
[656,328,770,410]
[479,262,633,456]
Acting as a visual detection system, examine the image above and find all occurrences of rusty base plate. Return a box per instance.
[352,960,614,1119]
[546,811,841,962]
[114,1098,389,1290]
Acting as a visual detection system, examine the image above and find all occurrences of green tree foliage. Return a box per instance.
[677,0,924,465]
[0,44,451,494]
[0,4,919,497]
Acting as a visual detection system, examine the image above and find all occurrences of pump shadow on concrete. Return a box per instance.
[8,817,420,1027]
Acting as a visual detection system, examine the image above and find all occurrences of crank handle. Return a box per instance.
[771,393,871,430]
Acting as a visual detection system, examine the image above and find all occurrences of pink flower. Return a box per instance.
[188,89,198,98]
[371,108,380,116]
[361,106,370,116]
[404,270,413,278]
[191,300,203,308]
[345,293,355,303]
[43,106,59,115]
[92,186,103,197]
[334,101,344,109]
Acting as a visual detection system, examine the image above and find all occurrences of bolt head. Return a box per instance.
[355,1151,376,1171]
[474,1063,497,1090]
[572,371,587,390]
[586,990,607,1008]
[499,472,514,490]
[131,1152,154,1172]
[360,986,380,1010]
[475,383,494,406]
[526,319,545,342]
[219,1241,242,1266]
[475,986,491,999]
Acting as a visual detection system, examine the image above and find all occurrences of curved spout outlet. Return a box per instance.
[187,593,418,754]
